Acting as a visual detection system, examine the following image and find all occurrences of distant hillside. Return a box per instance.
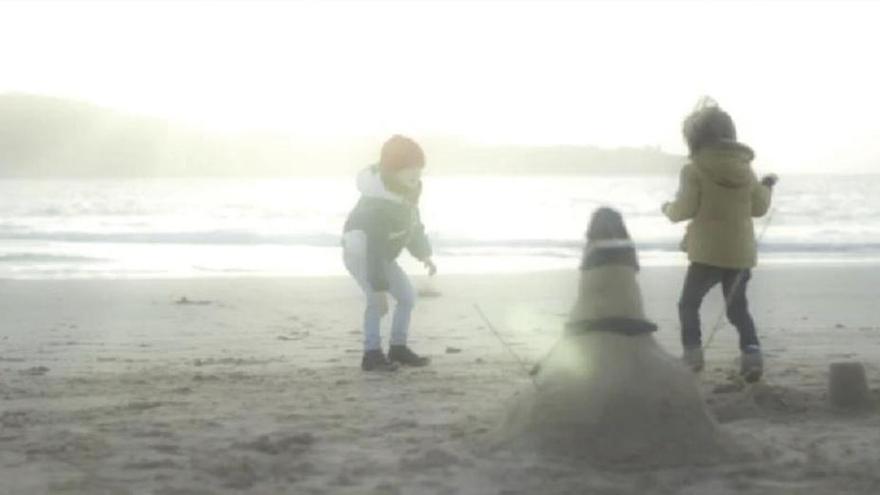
[0,93,684,177]
[426,138,684,176]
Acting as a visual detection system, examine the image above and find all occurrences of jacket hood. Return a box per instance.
[693,141,756,188]
[356,166,405,203]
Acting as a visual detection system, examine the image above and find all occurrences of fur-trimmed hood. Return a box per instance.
[693,141,757,189]
[356,166,406,203]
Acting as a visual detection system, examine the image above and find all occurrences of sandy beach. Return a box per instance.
[2,265,880,494]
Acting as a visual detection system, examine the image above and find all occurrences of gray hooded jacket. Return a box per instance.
[343,166,432,291]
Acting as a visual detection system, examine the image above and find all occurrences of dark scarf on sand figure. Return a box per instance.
[566,209,657,336]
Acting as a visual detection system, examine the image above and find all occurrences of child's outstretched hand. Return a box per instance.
[761,174,779,188]
[422,258,437,276]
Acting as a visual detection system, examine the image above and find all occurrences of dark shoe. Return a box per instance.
[740,345,763,383]
[388,345,430,367]
[361,350,399,372]
[683,347,705,372]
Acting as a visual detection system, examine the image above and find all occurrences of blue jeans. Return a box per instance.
[678,262,759,351]
[343,234,416,351]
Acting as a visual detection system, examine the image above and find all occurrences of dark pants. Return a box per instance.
[678,262,760,351]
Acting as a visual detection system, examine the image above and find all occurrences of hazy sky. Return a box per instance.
[1,0,878,173]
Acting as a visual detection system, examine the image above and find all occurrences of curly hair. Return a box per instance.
[682,97,737,155]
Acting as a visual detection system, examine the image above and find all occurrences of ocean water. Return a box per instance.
[0,175,879,279]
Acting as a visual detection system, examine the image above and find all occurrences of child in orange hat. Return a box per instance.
[342,135,436,371]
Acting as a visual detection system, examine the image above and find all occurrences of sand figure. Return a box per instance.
[828,362,874,411]
[495,208,741,468]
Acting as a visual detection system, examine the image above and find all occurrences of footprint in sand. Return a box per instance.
[192,373,221,382]
[195,455,258,490]
[174,296,213,306]
[399,448,463,471]
[1,411,31,429]
[124,459,180,470]
[19,366,50,376]
[234,433,316,455]
[277,331,310,341]
[150,444,183,455]
[125,401,165,412]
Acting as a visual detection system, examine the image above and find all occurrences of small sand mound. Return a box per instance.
[710,383,821,423]
[492,332,743,468]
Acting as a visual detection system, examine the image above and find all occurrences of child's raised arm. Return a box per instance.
[663,165,701,222]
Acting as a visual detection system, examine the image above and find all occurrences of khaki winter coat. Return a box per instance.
[664,141,772,269]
